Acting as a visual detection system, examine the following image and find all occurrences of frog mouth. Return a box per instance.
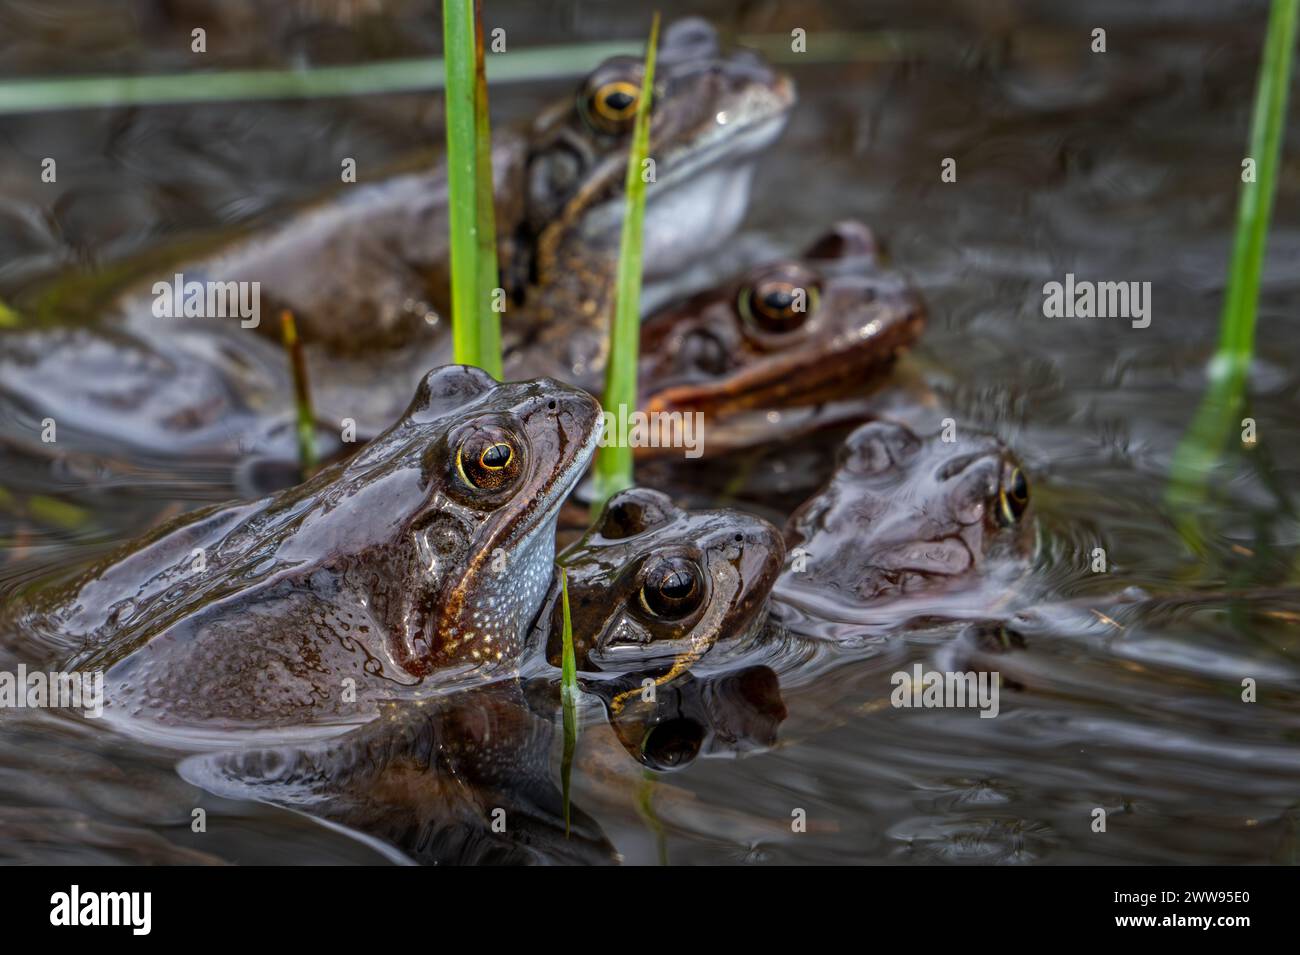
[575,72,795,261]
[641,298,925,424]
[648,86,795,195]
[504,408,603,547]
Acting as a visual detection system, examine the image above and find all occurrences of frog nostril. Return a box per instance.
[547,400,557,411]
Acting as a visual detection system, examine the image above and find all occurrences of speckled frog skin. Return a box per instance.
[544,487,784,673]
[777,420,1035,613]
[1,367,601,741]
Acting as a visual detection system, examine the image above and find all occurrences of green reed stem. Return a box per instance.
[279,310,318,479]
[444,0,482,369]
[590,12,659,516]
[472,1,503,378]
[0,32,944,117]
[1212,0,1296,375]
[559,566,578,837]
[635,771,669,865]
[26,495,91,532]
[0,45,635,115]
[1166,0,1297,549]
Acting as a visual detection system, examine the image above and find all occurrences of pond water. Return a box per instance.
[1,0,1298,864]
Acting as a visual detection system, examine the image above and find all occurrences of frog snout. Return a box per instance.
[936,452,1007,525]
[530,383,602,435]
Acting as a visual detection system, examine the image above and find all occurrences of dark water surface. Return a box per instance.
[2,1,1299,864]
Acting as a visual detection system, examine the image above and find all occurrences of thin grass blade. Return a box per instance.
[279,310,318,480]
[591,12,660,516]
[559,566,579,836]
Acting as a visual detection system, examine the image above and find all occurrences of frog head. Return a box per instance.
[640,221,925,422]
[780,420,1035,612]
[547,487,784,673]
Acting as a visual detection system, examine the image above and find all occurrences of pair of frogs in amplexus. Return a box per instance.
[4,365,1034,749]
[0,18,919,478]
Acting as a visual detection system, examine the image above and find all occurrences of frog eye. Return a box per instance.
[581,79,641,134]
[597,487,676,540]
[996,467,1030,526]
[637,556,705,620]
[738,272,820,335]
[456,428,523,492]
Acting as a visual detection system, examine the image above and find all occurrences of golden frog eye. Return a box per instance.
[638,556,705,620]
[996,467,1030,526]
[582,79,641,134]
[738,275,820,335]
[456,429,523,492]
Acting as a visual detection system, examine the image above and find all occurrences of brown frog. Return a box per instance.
[636,221,925,447]
[493,219,926,462]
[139,17,792,356]
[0,367,601,742]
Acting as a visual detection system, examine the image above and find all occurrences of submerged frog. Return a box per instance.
[179,681,618,866]
[1,367,602,741]
[0,18,794,462]
[176,662,786,863]
[541,487,784,676]
[775,419,1036,622]
[0,325,314,468]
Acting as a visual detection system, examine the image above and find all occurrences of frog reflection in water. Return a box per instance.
[180,682,618,865]
[178,663,788,864]
[0,18,794,463]
[1,367,602,741]
[588,665,787,771]
[776,419,1036,622]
